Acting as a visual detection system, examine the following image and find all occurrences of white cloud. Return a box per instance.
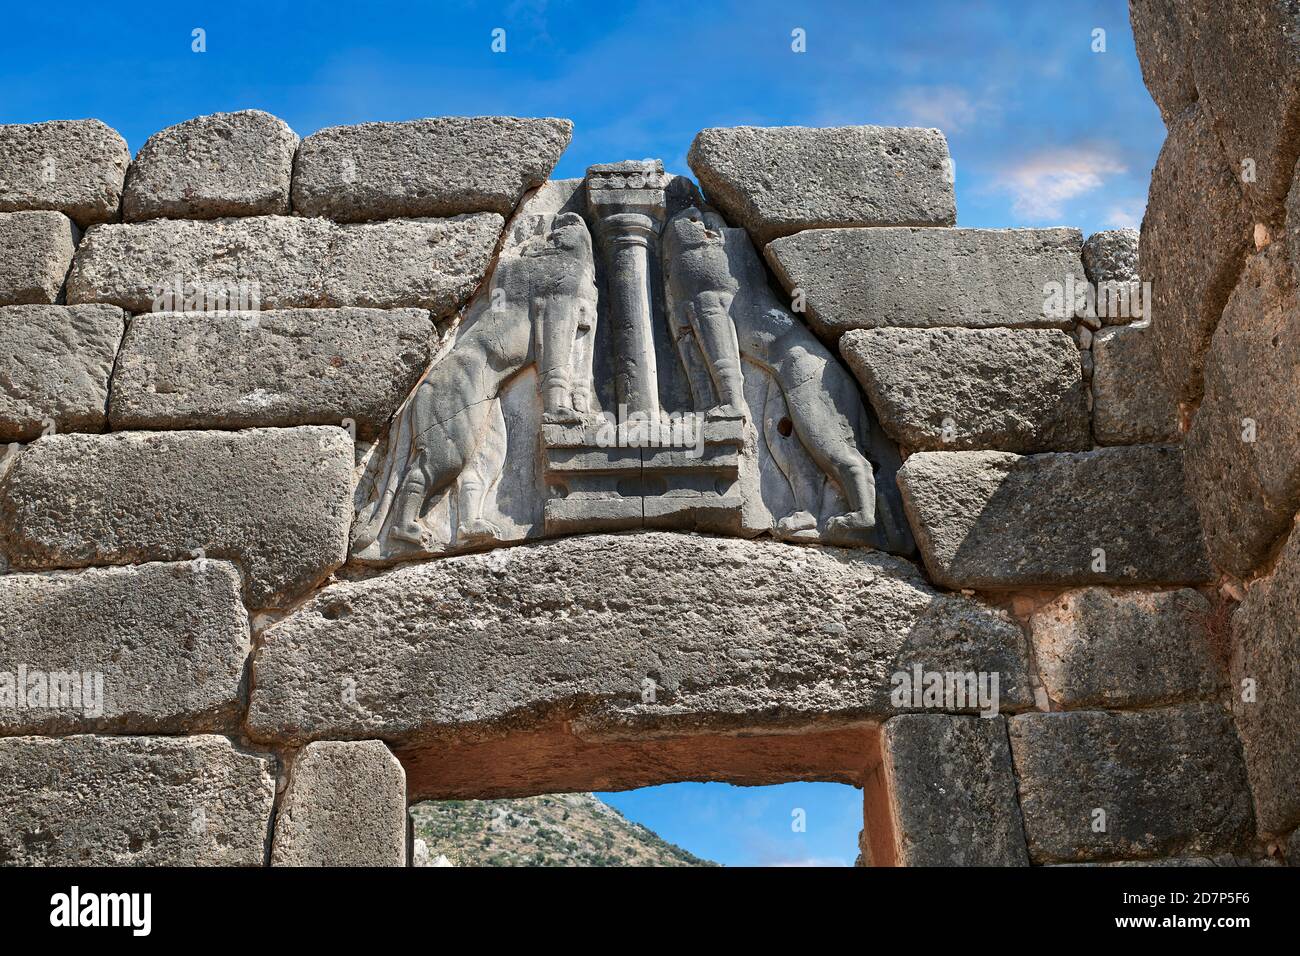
[894,85,980,133]
[1102,199,1146,229]
[994,148,1127,221]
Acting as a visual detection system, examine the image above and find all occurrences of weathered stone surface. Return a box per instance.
[880,715,1029,866]
[765,227,1082,341]
[1185,244,1300,576]
[1289,827,1300,865]
[688,125,956,246]
[1141,104,1252,405]
[271,741,407,866]
[1128,0,1198,124]
[0,120,130,226]
[123,110,298,221]
[247,532,1033,746]
[0,735,275,866]
[0,211,78,305]
[0,560,250,734]
[292,116,572,222]
[1081,228,1140,284]
[1008,705,1255,863]
[65,213,503,316]
[0,304,124,441]
[1230,520,1300,835]
[840,327,1089,453]
[0,426,354,608]
[1290,160,1300,288]
[110,308,435,439]
[896,446,1213,589]
[1091,321,1181,444]
[1029,587,1224,709]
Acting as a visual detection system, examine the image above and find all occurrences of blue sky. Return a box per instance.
[1,0,1166,865]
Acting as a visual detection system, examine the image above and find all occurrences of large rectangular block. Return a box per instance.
[1009,705,1255,863]
[65,213,503,318]
[1091,320,1181,444]
[688,125,956,245]
[0,426,355,608]
[109,307,435,439]
[765,227,1083,341]
[0,560,250,733]
[0,211,78,305]
[0,120,130,226]
[896,446,1213,589]
[0,304,124,441]
[0,735,275,866]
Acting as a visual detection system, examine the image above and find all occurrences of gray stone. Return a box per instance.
[0,304,124,441]
[65,213,503,317]
[896,446,1213,589]
[0,120,130,226]
[840,327,1090,453]
[1091,321,1181,444]
[0,211,78,305]
[0,735,275,866]
[1140,104,1252,405]
[0,560,250,734]
[1081,228,1140,284]
[1028,587,1225,709]
[1008,704,1255,863]
[271,741,407,866]
[110,307,435,440]
[1290,160,1300,289]
[1185,244,1300,576]
[1128,0,1198,125]
[880,715,1029,866]
[688,125,956,245]
[292,116,572,221]
[0,426,355,609]
[123,110,298,221]
[1289,828,1300,865]
[1230,520,1300,836]
[246,532,1033,747]
[765,227,1083,341]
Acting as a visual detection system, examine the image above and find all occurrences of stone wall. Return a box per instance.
[0,10,1293,864]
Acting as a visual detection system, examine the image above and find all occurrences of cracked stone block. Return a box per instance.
[0,560,250,734]
[246,532,1033,747]
[110,307,435,440]
[840,327,1089,453]
[271,741,407,866]
[1028,587,1225,709]
[765,227,1083,341]
[896,446,1213,589]
[123,110,299,220]
[688,125,956,246]
[0,304,124,441]
[1128,0,1198,125]
[1008,704,1255,863]
[0,735,276,866]
[0,211,79,305]
[292,116,572,221]
[0,119,130,226]
[1185,243,1300,576]
[0,426,355,609]
[1091,321,1181,444]
[878,715,1029,866]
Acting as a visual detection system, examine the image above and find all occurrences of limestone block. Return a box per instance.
[1028,587,1224,709]
[0,735,275,866]
[0,211,78,305]
[896,446,1213,589]
[271,741,407,866]
[765,227,1083,341]
[123,110,298,220]
[246,532,1033,746]
[1128,0,1198,124]
[1185,244,1300,576]
[0,304,124,441]
[0,119,130,226]
[0,426,355,608]
[292,116,572,221]
[688,125,955,245]
[1008,705,1255,863]
[879,715,1029,866]
[110,307,434,439]
[0,560,250,734]
[1091,321,1181,444]
[840,327,1089,453]
[1081,227,1140,284]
